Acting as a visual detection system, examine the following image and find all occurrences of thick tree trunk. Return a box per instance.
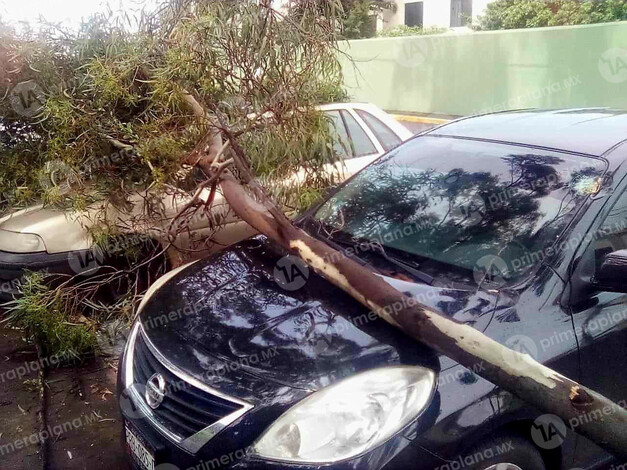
[220,177,627,459]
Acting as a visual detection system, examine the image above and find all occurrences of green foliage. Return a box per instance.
[296,187,325,210]
[378,25,447,37]
[3,273,96,360]
[477,0,627,30]
[340,0,395,39]
[0,122,43,210]
[0,1,346,214]
[343,0,377,39]
[477,0,554,29]
[553,0,627,24]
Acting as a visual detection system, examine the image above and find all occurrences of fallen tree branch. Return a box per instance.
[167,142,232,243]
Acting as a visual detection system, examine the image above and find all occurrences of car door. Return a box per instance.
[567,177,627,465]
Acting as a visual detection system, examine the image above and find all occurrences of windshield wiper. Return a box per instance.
[303,219,381,272]
[303,218,434,285]
[376,249,435,285]
[320,235,373,269]
[331,237,435,285]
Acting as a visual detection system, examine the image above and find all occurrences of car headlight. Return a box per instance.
[0,230,46,253]
[253,366,436,463]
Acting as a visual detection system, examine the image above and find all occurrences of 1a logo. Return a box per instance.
[307,333,334,355]
[118,385,148,420]
[531,414,567,449]
[68,247,105,275]
[274,255,309,291]
[38,160,75,194]
[473,255,509,287]
[502,335,539,372]
[395,39,428,68]
[9,81,46,117]
[599,48,627,84]
[451,193,486,227]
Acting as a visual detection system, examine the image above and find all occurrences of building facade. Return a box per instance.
[382,0,491,30]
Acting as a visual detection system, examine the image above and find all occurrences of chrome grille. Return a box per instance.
[129,327,251,452]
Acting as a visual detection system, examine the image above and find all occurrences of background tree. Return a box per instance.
[340,0,395,38]
[476,0,627,30]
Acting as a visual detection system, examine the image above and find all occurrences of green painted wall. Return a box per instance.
[340,22,627,116]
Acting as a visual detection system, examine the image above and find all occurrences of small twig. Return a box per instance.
[100,134,133,151]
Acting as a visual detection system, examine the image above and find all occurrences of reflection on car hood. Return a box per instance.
[140,237,498,391]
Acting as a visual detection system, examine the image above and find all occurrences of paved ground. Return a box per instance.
[0,324,42,469]
[0,316,127,470]
[45,357,127,470]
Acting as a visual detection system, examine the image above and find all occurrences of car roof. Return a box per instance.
[430,108,627,158]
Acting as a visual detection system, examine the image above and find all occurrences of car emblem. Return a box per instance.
[145,373,166,409]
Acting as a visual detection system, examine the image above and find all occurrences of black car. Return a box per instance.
[117,109,627,470]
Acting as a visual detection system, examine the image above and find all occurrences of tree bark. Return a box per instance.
[219,176,627,459]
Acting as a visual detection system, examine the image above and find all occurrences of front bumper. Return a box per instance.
[119,404,444,470]
[0,249,90,300]
[116,328,446,470]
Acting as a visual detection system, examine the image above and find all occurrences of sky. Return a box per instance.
[0,1,291,29]
[0,0,157,29]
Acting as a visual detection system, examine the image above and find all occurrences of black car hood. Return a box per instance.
[140,237,497,392]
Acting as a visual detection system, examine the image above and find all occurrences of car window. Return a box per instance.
[324,110,353,159]
[341,110,378,158]
[356,110,402,151]
[594,188,627,269]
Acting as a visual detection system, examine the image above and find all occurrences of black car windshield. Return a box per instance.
[313,136,605,286]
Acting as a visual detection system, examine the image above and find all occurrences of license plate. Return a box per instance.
[126,425,155,470]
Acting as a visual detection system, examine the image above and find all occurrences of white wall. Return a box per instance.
[424,0,451,28]
[382,0,491,30]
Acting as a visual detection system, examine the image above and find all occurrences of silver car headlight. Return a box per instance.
[0,230,46,253]
[253,366,436,463]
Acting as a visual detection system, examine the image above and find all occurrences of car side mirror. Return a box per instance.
[594,250,627,293]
